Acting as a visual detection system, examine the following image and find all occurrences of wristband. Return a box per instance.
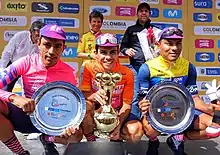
[88,53,92,59]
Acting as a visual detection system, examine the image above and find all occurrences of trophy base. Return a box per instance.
[94,130,111,139]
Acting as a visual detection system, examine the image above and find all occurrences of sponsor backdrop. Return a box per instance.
[188,0,220,98]
[0,0,219,98]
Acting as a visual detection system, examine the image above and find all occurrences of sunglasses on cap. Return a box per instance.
[160,28,183,39]
[96,34,118,46]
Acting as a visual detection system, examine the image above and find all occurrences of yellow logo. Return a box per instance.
[217,13,220,22]
[5,2,27,12]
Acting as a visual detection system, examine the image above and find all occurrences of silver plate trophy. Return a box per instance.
[94,72,122,139]
[146,81,195,135]
[30,81,86,136]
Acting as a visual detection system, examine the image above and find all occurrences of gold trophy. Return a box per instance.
[94,72,122,139]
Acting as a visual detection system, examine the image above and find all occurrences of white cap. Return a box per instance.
[205,79,220,101]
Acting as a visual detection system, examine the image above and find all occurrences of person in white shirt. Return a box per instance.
[1,20,45,92]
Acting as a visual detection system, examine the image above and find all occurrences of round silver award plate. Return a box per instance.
[146,81,195,135]
[30,81,86,136]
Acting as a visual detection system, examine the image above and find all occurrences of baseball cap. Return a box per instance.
[96,33,118,47]
[40,24,66,41]
[157,27,183,41]
[30,20,45,32]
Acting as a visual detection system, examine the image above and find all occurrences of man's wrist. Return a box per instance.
[8,94,16,102]
[205,104,214,114]
[88,53,92,59]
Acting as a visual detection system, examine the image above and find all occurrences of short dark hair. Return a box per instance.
[30,20,45,32]
[39,36,65,44]
[137,2,151,13]
[89,11,104,23]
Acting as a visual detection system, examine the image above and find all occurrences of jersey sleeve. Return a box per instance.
[185,63,198,96]
[138,63,151,97]
[77,34,85,53]
[81,63,92,92]
[122,69,134,105]
[0,56,29,102]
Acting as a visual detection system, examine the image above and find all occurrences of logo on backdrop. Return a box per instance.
[150,8,159,18]
[115,6,135,16]
[102,20,135,30]
[31,16,79,28]
[163,9,182,19]
[58,3,79,14]
[195,39,214,48]
[195,52,215,62]
[0,16,27,26]
[5,2,27,12]
[90,6,111,16]
[193,13,212,22]
[163,0,182,5]
[32,2,53,13]
[194,0,212,8]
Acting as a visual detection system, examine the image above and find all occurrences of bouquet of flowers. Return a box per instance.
[146,27,159,58]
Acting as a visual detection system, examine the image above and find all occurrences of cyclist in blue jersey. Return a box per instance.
[138,27,220,155]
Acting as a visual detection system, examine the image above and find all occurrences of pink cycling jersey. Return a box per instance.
[0,54,77,102]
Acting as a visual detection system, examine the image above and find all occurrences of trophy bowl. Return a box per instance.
[146,81,195,135]
[30,81,86,136]
[94,105,119,139]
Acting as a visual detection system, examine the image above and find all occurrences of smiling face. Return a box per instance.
[137,8,150,24]
[158,38,182,62]
[90,17,103,33]
[38,36,66,68]
[96,46,119,71]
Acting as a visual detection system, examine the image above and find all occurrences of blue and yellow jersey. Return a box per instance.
[138,56,198,96]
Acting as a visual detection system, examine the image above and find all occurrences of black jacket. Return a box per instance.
[120,20,157,68]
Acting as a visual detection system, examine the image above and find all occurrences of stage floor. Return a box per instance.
[0,132,220,155]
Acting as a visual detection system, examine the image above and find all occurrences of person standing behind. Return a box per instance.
[77,11,103,60]
[120,2,161,73]
[1,20,45,92]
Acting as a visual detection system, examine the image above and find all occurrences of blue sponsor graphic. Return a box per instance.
[194,0,212,8]
[193,13,212,22]
[218,40,220,48]
[62,47,77,58]
[116,34,123,43]
[58,3,79,14]
[218,53,220,62]
[150,8,159,18]
[152,22,179,29]
[163,9,182,19]
[92,7,108,14]
[195,52,214,62]
[205,68,220,75]
[43,18,75,27]
[66,32,79,43]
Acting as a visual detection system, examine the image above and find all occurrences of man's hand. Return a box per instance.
[60,127,81,139]
[92,89,107,106]
[207,103,220,113]
[90,53,96,59]
[9,94,36,114]
[125,48,135,57]
[139,99,151,115]
[110,125,121,141]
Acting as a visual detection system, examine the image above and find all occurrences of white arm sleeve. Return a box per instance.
[1,34,19,68]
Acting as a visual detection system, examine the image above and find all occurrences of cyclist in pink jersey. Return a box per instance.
[0,24,82,155]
